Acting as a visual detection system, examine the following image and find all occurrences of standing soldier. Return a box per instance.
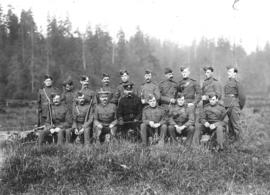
[94,90,118,143]
[224,66,246,143]
[61,77,76,115]
[199,92,227,151]
[97,73,117,104]
[117,82,142,140]
[39,94,72,145]
[159,67,178,111]
[115,69,131,104]
[168,93,195,146]
[78,75,96,104]
[139,69,160,107]
[201,66,222,106]
[37,74,60,126]
[177,67,201,107]
[140,95,167,146]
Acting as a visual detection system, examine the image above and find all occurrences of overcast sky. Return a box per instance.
[1,0,270,53]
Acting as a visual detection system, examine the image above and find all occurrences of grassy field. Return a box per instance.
[0,106,270,194]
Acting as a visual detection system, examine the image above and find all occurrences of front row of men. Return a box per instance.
[39,82,227,151]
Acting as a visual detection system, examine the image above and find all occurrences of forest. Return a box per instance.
[0,5,270,100]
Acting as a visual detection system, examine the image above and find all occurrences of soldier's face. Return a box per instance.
[209,96,218,106]
[144,73,152,82]
[44,79,52,87]
[65,84,73,91]
[227,68,236,79]
[177,97,185,106]
[77,97,85,105]
[100,95,108,105]
[121,74,129,83]
[53,95,61,105]
[181,68,190,78]
[80,78,89,87]
[205,70,213,78]
[165,73,173,80]
[102,77,110,86]
[148,98,157,107]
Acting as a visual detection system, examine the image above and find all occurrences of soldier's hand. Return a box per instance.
[79,128,84,134]
[187,103,194,107]
[50,128,55,134]
[175,125,182,134]
[210,124,216,130]
[170,98,176,104]
[179,125,186,131]
[109,124,114,129]
[141,99,146,104]
[97,123,103,129]
[204,122,210,128]
[74,128,79,135]
[154,123,161,128]
[202,95,208,101]
[149,121,155,127]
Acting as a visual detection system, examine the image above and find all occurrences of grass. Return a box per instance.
[0,107,270,194]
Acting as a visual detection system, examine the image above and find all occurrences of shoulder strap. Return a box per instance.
[43,88,51,103]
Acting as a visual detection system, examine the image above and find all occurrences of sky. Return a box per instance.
[1,0,270,53]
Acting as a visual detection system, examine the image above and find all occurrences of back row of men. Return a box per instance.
[37,66,246,150]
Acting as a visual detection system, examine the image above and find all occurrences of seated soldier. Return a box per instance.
[67,92,93,145]
[140,95,167,146]
[94,90,117,143]
[117,82,142,140]
[199,92,227,151]
[39,94,72,146]
[168,93,195,146]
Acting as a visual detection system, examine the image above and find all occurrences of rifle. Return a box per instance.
[85,97,94,124]
[37,108,41,127]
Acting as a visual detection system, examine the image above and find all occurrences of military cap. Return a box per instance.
[203,66,214,72]
[145,69,151,74]
[102,73,110,78]
[63,78,73,86]
[80,75,89,81]
[164,67,173,74]
[44,74,53,81]
[226,66,238,73]
[180,66,189,72]
[176,92,185,99]
[120,69,129,76]
[123,82,134,90]
[97,89,111,96]
[208,92,218,98]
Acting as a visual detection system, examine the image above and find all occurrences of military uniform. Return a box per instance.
[39,103,72,145]
[199,103,227,149]
[67,103,93,144]
[177,77,201,105]
[94,103,117,142]
[37,86,60,125]
[202,77,222,105]
[223,78,246,141]
[168,104,195,146]
[140,105,167,145]
[159,79,177,109]
[140,81,161,103]
[62,89,76,114]
[115,81,130,104]
[117,93,142,138]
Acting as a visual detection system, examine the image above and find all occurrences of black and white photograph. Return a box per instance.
[0,0,269,194]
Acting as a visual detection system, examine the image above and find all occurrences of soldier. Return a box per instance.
[94,90,117,143]
[115,69,131,104]
[199,93,227,151]
[78,75,96,105]
[168,93,195,146]
[201,66,222,106]
[140,95,167,146]
[97,73,117,104]
[177,67,201,107]
[159,67,178,110]
[117,82,142,140]
[139,69,160,106]
[39,94,72,145]
[37,74,60,126]
[67,92,93,144]
[61,77,76,115]
[224,66,246,143]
